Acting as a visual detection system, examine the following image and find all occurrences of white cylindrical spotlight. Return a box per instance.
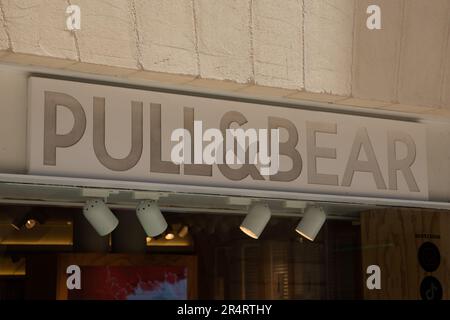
[295,207,326,241]
[136,200,167,237]
[83,198,119,236]
[240,203,271,239]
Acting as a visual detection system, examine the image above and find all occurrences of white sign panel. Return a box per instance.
[28,77,429,200]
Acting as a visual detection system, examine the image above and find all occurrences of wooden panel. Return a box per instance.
[56,253,197,300]
[438,211,450,299]
[361,208,449,299]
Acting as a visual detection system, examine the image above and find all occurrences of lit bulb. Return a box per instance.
[25,219,37,229]
[165,232,175,240]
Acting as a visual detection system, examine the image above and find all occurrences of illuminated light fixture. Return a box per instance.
[240,203,271,239]
[25,219,37,229]
[83,198,119,236]
[136,200,167,237]
[295,206,326,241]
[165,225,175,240]
[178,225,189,238]
[11,212,44,230]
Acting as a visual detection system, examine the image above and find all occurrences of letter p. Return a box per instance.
[44,92,86,166]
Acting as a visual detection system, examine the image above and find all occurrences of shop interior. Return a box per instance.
[0,175,382,300]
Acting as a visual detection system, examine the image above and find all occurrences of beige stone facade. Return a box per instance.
[0,0,448,117]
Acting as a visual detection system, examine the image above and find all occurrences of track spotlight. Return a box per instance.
[295,206,326,241]
[83,198,119,236]
[136,200,167,237]
[240,203,271,239]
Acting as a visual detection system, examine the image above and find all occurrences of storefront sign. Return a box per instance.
[28,77,429,200]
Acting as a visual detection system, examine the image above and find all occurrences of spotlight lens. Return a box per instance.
[165,233,175,240]
[295,207,326,241]
[239,203,271,239]
[295,228,314,241]
[239,226,258,239]
[25,219,37,229]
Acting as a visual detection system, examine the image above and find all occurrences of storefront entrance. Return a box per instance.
[0,203,363,300]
